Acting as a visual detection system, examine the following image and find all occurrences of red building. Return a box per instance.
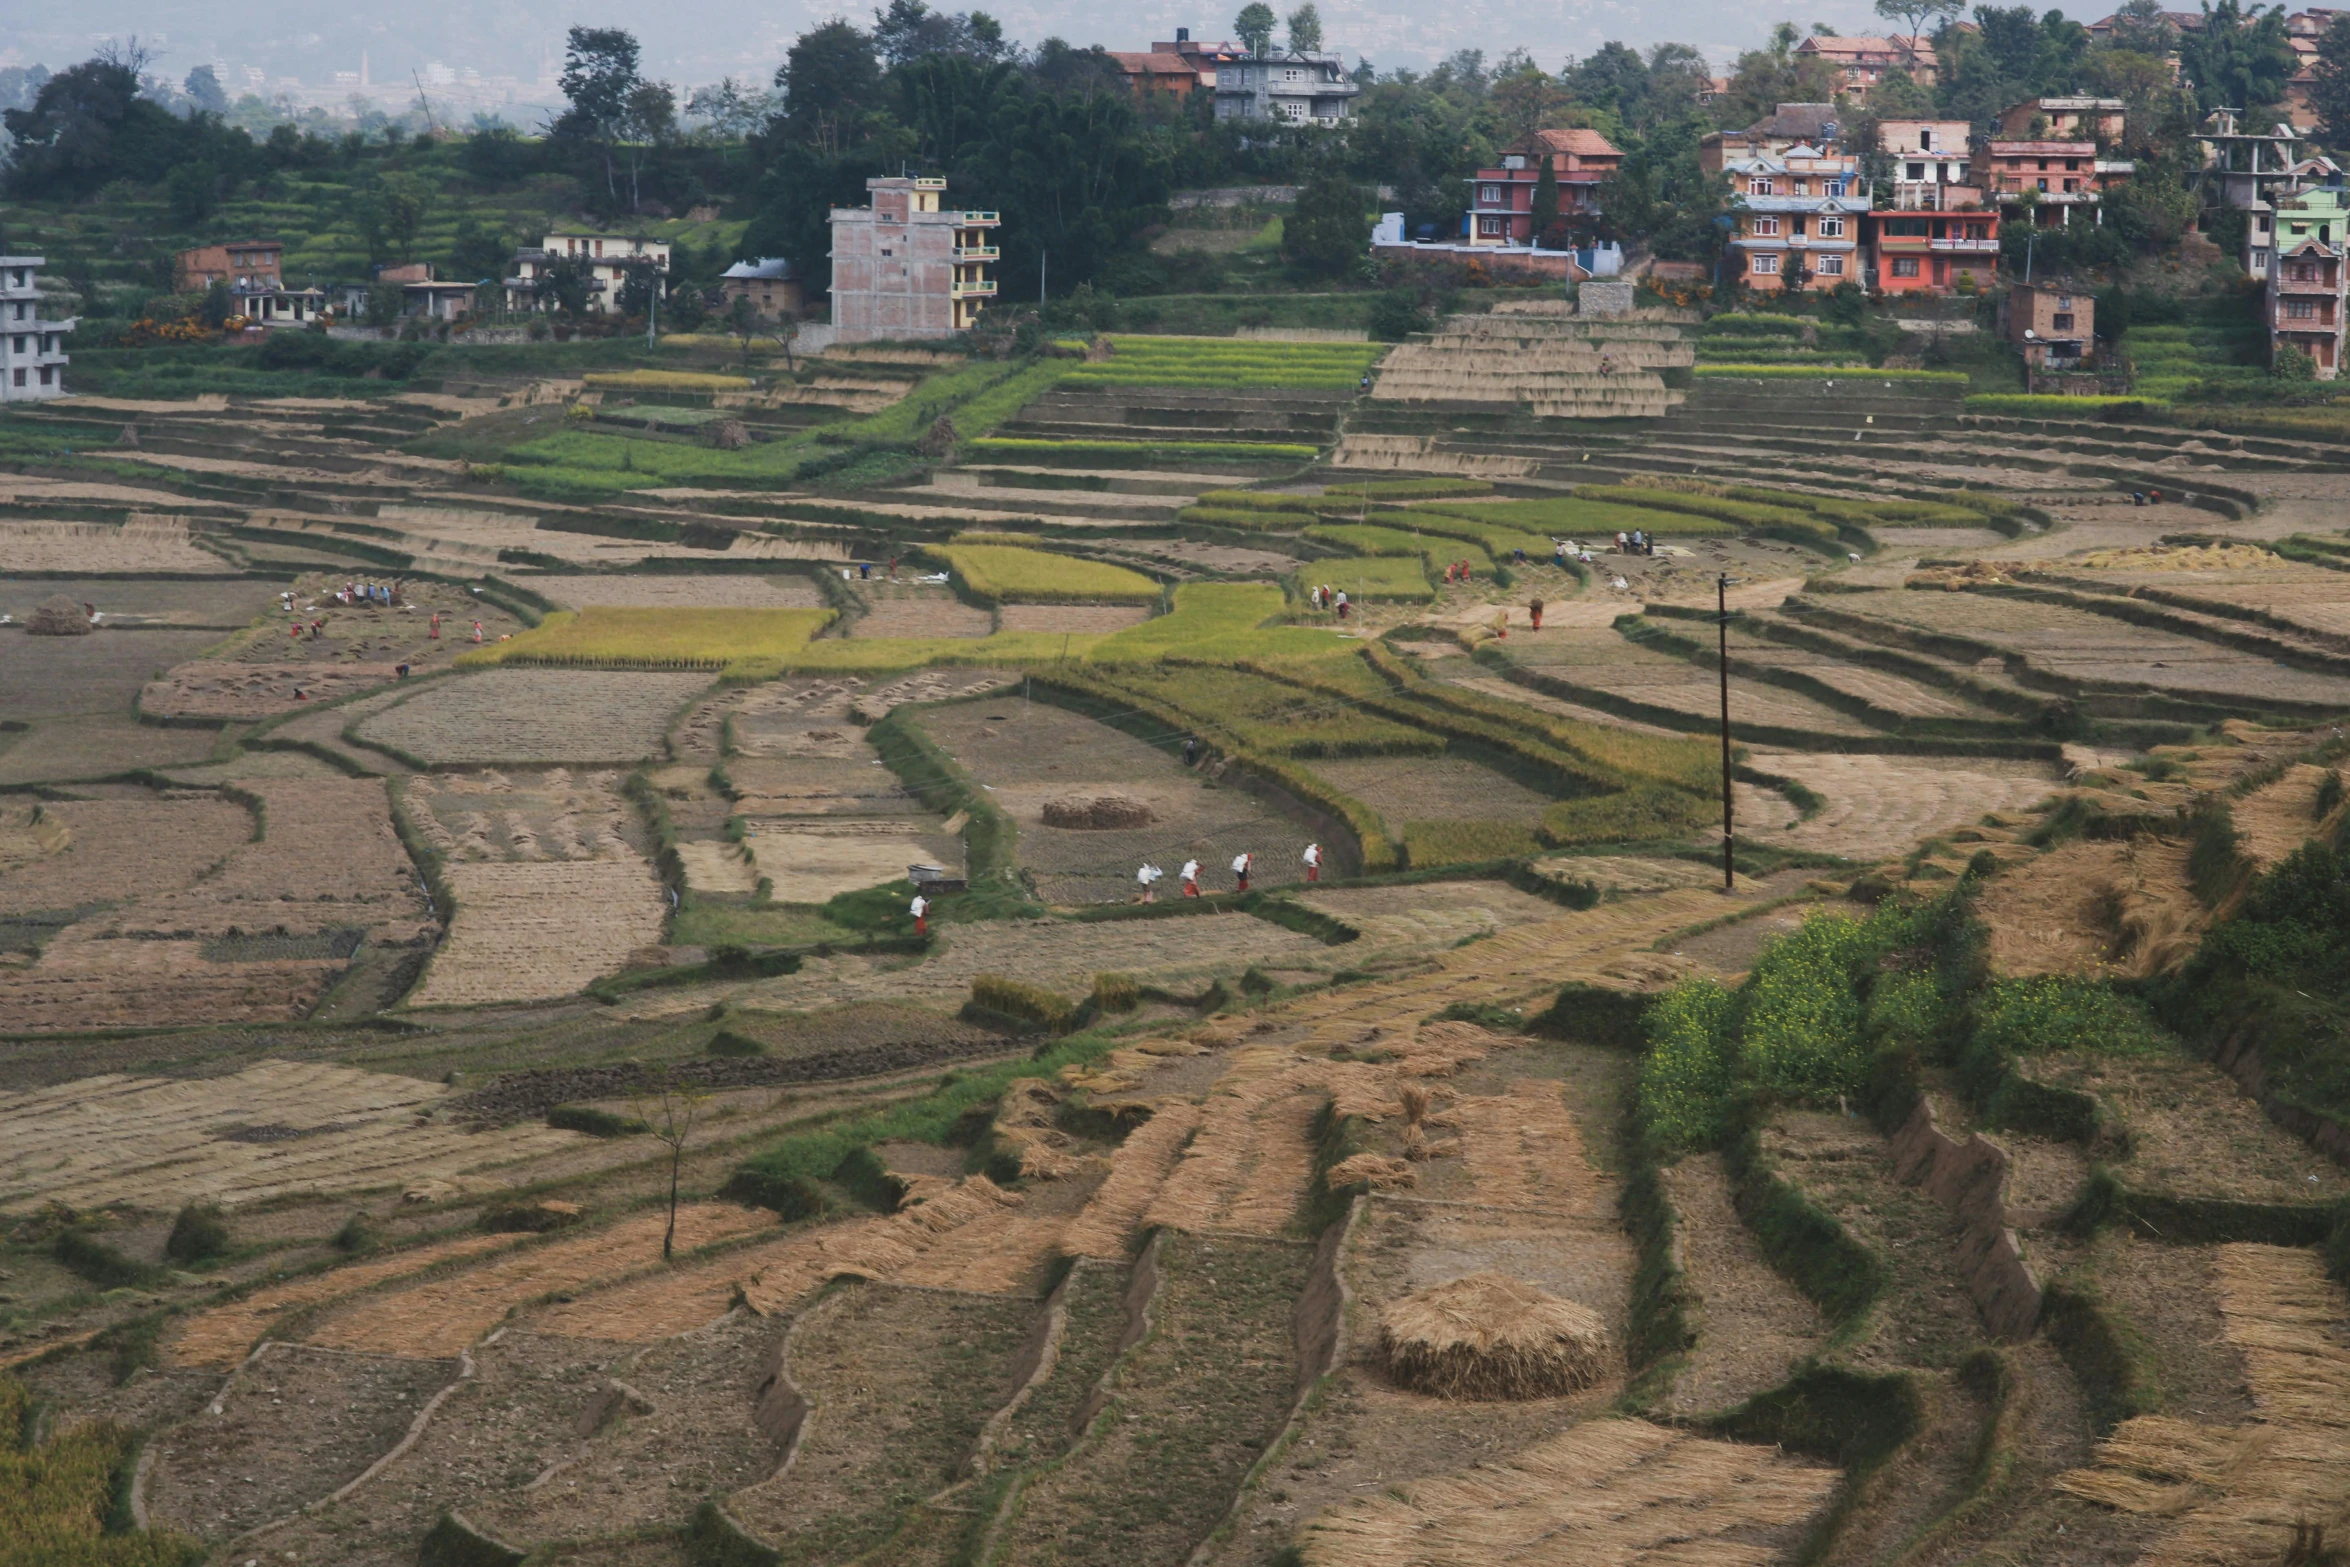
[1869,209,1999,294]
[1464,129,1623,245]
[1108,50,1201,96]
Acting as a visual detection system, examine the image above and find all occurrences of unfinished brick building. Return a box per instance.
[827,175,1000,343]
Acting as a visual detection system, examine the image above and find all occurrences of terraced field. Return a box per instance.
[9,315,2350,1567]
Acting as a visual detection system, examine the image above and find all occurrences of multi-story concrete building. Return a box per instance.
[2001,280,2095,366]
[0,257,75,402]
[1795,34,1938,99]
[175,240,284,294]
[1701,103,1851,174]
[827,176,999,342]
[1463,129,1623,244]
[503,233,672,314]
[1213,51,1360,125]
[2267,184,2347,378]
[1869,209,1999,294]
[1996,96,2128,144]
[1878,119,1981,209]
[1973,138,2133,225]
[1724,143,1870,292]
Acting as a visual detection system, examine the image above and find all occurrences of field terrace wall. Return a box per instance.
[1363,302,1696,421]
[1888,1095,2044,1341]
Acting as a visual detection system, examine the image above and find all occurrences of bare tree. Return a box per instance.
[629,1070,711,1261]
[769,308,801,373]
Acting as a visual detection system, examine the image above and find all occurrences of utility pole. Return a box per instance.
[1718,572,1734,894]
[1040,249,1047,307]
[647,266,658,348]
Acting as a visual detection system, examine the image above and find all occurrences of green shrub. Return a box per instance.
[547,1104,649,1137]
[52,1229,160,1290]
[1739,912,1883,1100]
[708,1028,769,1057]
[1639,981,1741,1150]
[971,973,1079,1033]
[1964,394,2169,416]
[1092,972,1141,1013]
[163,1204,229,1265]
[1974,977,2173,1058]
[333,1213,375,1253]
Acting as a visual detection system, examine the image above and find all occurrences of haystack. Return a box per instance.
[1041,793,1155,829]
[1380,1272,1607,1399]
[27,594,93,636]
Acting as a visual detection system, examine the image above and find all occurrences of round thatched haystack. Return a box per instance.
[27,594,93,636]
[1379,1272,1608,1399]
[1041,793,1154,830]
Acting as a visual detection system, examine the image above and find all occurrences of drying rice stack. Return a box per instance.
[26,594,92,635]
[1380,1272,1608,1399]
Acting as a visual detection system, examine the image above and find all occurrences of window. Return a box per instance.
[1750,253,1780,274]
[1482,185,1501,203]
[1892,256,1921,277]
[1794,179,1810,195]
[36,366,50,385]
[1479,215,1503,236]
[1824,179,1847,196]
[1908,162,1927,179]
[2052,312,2074,330]
[1919,129,1935,150]
[1818,216,1845,237]
[2287,299,2318,319]
[1965,223,1989,241]
[8,337,20,354]
[1749,177,1775,195]
[1818,254,1845,276]
[2037,178,2050,192]
[2065,159,2079,171]
[10,369,20,387]
[2063,179,2079,193]
[1752,216,1780,236]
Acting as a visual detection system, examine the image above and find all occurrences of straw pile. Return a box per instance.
[1040,793,1155,829]
[1297,1417,1838,1566]
[1379,1272,1609,1399]
[26,594,92,635]
[1062,1100,1201,1258]
[1328,1152,1416,1192]
[2053,1245,2350,1564]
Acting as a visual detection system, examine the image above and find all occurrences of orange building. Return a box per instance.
[175,241,283,294]
[1869,209,1999,294]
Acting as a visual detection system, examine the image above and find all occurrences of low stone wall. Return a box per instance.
[1888,1095,2043,1341]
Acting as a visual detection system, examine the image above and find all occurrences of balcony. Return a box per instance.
[954,244,1001,260]
[1929,237,2001,253]
[2276,272,2341,294]
[953,210,1002,224]
[951,278,999,298]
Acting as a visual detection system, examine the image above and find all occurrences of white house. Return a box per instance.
[504,232,673,314]
[1213,51,1360,125]
[0,257,74,402]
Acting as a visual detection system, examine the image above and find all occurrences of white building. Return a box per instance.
[503,233,672,314]
[1212,51,1360,125]
[0,258,74,403]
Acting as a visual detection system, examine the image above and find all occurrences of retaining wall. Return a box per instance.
[1888,1095,2043,1341]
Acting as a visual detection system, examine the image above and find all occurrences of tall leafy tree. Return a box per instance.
[183,65,229,115]
[2313,13,2350,149]
[1284,168,1368,273]
[1530,153,1562,246]
[2,48,186,197]
[2179,0,2296,115]
[1286,4,1325,53]
[1234,3,1279,56]
[1488,50,1567,144]
[772,20,886,154]
[872,0,1013,66]
[1718,24,1842,126]
[559,27,643,200]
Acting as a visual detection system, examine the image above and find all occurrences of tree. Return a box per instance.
[726,291,766,360]
[685,77,776,138]
[165,161,218,226]
[354,173,432,262]
[2178,0,2294,115]
[560,26,643,200]
[1531,153,1562,247]
[771,308,802,371]
[623,79,676,211]
[872,0,1015,65]
[1287,3,1325,53]
[1285,169,1368,274]
[449,218,509,282]
[628,1072,709,1263]
[1719,24,1842,127]
[184,65,229,115]
[1234,3,1279,57]
[773,19,885,154]
[461,123,527,182]
[1874,0,1966,52]
[2,47,186,198]
[2314,14,2350,149]
[535,254,596,319]
[1488,50,1566,145]
[2106,0,2183,55]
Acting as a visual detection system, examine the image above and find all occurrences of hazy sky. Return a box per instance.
[2,0,2120,104]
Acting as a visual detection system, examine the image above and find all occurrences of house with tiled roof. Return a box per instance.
[1794,34,1938,97]
[1462,129,1625,245]
[1723,141,1870,292]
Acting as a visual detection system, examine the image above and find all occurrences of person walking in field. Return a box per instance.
[1180,858,1201,897]
[1529,597,1544,631]
[910,891,929,936]
[1335,591,1350,622]
[429,612,441,640]
[1137,862,1163,902]
[1232,850,1253,893]
[471,621,486,643]
[1182,737,1200,768]
[1302,842,1321,882]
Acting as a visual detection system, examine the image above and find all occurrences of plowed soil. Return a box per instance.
[354,670,712,766]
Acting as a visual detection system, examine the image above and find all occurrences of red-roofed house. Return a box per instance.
[1108,50,1201,96]
[1463,129,1624,245]
[1794,34,1938,98]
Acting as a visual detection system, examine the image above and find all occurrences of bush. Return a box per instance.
[1739,913,1883,1101]
[52,1228,159,1290]
[164,1203,229,1265]
[708,1028,768,1057]
[547,1104,649,1137]
[1640,982,1741,1150]
[1974,977,2172,1058]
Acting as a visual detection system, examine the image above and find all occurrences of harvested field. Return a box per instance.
[411,855,667,1006]
[919,701,1322,903]
[986,1257,1131,1474]
[1976,836,2205,980]
[0,516,229,573]
[674,838,760,892]
[1658,1152,1825,1414]
[1740,750,2062,860]
[172,1232,519,1368]
[2156,577,2350,641]
[1063,1101,1203,1258]
[1508,628,1881,736]
[141,659,407,720]
[0,575,277,625]
[2231,762,2338,869]
[996,603,1154,634]
[1308,755,1560,833]
[2056,1245,2350,1567]
[144,1342,462,1538]
[401,768,639,864]
[1843,588,2350,709]
[1145,1070,1323,1236]
[0,1060,582,1215]
[2027,1052,2350,1204]
[998,1232,1311,1567]
[1725,632,2011,722]
[535,572,825,610]
[1442,1079,1603,1212]
[353,670,712,766]
[221,575,531,678]
[0,625,221,721]
[1296,1418,1838,1567]
[0,792,249,916]
[848,580,994,639]
[728,1280,1039,1561]
[742,818,959,903]
[1296,878,1574,950]
[303,1203,774,1358]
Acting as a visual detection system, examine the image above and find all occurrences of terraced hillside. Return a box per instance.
[7,307,2350,1567]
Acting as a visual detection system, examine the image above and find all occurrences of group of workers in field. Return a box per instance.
[908,842,1322,933]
